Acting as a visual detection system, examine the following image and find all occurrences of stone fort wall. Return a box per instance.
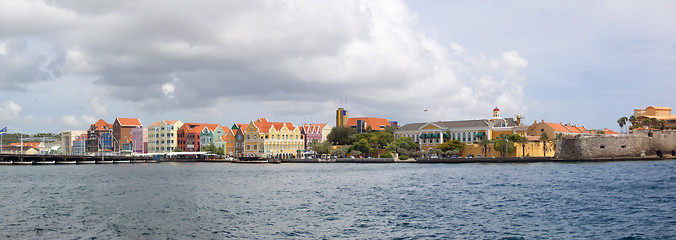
[555,130,676,159]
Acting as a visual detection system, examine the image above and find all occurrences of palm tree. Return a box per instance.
[617,117,628,134]
[478,137,492,157]
[517,135,529,157]
[628,115,637,130]
[539,132,550,157]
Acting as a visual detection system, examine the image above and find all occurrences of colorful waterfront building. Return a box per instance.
[300,123,331,150]
[86,119,113,153]
[199,124,227,150]
[147,120,184,153]
[72,134,87,155]
[113,118,143,152]
[214,128,236,157]
[60,130,86,155]
[243,118,303,158]
[232,123,248,157]
[131,126,148,154]
[177,123,219,152]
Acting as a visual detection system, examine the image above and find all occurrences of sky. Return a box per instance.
[0,0,674,133]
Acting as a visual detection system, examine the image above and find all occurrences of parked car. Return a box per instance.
[466,154,474,158]
[451,155,459,158]
[476,154,483,158]
[429,154,439,159]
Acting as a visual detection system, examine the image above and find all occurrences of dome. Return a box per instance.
[493,107,500,111]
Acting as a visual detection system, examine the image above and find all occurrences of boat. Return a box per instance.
[130,160,146,163]
[0,161,13,165]
[113,160,131,164]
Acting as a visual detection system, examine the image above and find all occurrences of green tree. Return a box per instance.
[351,139,374,155]
[173,147,184,152]
[384,125,398,134]
[349,150,362,157]
[494,134,515,157]
[428,148,442,156]
[628,115,638,130]
[214,147,225,156]
[327,126,356,145]
[437,140,463,153]
[332,147,348,157]
[507,134,528,157]
[310,140,331,155]
[386,137,416,155]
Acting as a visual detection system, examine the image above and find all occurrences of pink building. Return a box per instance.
[131,126,148,154]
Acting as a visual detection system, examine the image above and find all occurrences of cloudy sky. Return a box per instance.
[0,0,674,133]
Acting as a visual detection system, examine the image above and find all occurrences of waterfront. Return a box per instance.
[0,161,674,239]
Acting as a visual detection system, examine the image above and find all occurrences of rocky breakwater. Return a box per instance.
[556,130,676,160]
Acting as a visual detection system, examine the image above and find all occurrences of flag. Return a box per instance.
[424,107,430,112]
[0,127,6,136]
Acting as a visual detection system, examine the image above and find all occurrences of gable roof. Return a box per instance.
[116,118,142,127]
[148,121,161,127]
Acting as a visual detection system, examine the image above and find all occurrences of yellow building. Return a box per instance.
[336,108,348,127]
[243,118,304,158]
[634,106,676,128]
[395,108,521,151]
[147,120,184,153]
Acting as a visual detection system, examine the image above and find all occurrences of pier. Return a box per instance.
[0,154,157,165]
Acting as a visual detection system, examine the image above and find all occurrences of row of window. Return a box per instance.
[246,134,301,140]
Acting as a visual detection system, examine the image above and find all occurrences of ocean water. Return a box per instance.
[0,161,674,239]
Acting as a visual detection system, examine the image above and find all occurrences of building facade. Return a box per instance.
[199,124,226,150]
[113,118,143,152]
[72,134,87,155]
[347,117,391,133]
[336,108,348,127]
[301,123,331,150]
[61,130,86,155]
[147,120,184,153]
[233,124,247,157]
[86,119,113,153]
[243,118,304,158]
[634,106,676,128]
[131,126,148,154]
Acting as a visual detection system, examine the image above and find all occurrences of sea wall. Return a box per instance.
[556,130,676,159]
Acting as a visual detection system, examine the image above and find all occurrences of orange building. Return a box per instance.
[113,118,143,152]
[347,117,391,132]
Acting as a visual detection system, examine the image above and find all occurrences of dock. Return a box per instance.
[0,154,157,165]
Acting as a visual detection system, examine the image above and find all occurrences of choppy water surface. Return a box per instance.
[0,161,674,239]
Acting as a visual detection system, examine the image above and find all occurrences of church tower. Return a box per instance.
[492,107,501,119]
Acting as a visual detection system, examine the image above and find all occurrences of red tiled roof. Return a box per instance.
[164,120,181,125]
[347,117,391,131]
[544,122,572,133]
[493,107,500,111]
[93,119,109,127]
[10,142,42,148]
[148,121,161,127]
[116,118,142,126]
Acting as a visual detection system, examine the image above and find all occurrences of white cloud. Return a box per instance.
[0,101,22,122]
[61,114,97,128]
[90,96,108,116]
[0,0,533,125]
